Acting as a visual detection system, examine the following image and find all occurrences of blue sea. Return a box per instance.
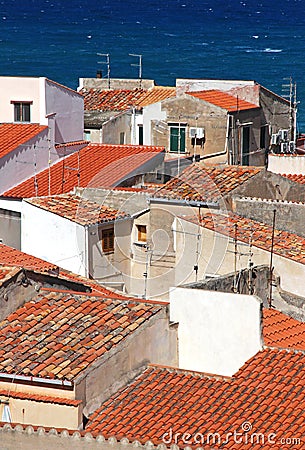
[1,0,305,128]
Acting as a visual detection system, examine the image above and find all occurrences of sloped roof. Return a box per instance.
[86,348,305,449]
[0,291,163,381]
[183,211,305,265]
[0,243,58,274]
[263,308,305,350]
[0,389,81,406]
[0,123,47,159]
[152,164,261,204]
[4,143,164,198]
[26,194,129,226]
[281,173,305,184]
[80,87,175,111]
[0,244,129,298]
[187,90,259,112]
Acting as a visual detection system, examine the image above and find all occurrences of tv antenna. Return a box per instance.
[129,53,142,88]
[97,53,111,89]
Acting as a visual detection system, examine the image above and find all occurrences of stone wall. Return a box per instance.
[0,424,167,450]
[182,265,270,306]
[233,196,305,237]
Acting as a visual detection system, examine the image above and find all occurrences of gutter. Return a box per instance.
[149,196,219,209]
[0,373,73,390]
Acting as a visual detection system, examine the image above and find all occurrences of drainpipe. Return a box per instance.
[84,225,89,278]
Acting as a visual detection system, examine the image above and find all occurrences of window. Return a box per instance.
[84,130,91,141]
[102,228,114,253]
[138,125,143,145]
[120,132,125,145]
[11,101,32,122]
[260,125,268,149]
[137,225,147,242]
[169,125,186,153]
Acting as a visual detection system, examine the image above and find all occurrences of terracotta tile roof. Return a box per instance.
[26,194,129,226]
[0,243,58,274]
[80,87,175,111]
[86,348,305,449]
[54,140,88,149]
[188,90,259,112]
[0,123,47,159]
[0,244,130,299]
[152,164,261,203]
[0,265,21,284]
[0,291,163,381]
[184,211,305,265]
[137,87,176,106]
[281,173,305,184]
[4,143,164,198]
[0,389,81,406]
[263,308,305,350]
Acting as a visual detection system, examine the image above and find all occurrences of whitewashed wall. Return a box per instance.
[45,79,84,144]
[268,154,305,175]
[169,287,262,376]
[0,76,42,123]
[0,129,51,195]
[21,201,87,276]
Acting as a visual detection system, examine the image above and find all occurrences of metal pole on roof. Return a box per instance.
[268,209,276,308]
[129,54,142,88]
[97,53,111,89]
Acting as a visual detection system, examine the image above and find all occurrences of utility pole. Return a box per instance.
[268,210,276,308]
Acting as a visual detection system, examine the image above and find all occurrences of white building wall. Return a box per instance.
[177,218,305,298]
[21,202,87,276]
[142,102,167,145]
[0,129,52,195]
[0,76,41,123]
[169,287,262,376]
[45,79,84,144]
[268,154,305,175]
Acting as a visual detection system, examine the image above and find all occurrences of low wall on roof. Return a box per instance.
[233,196,305,237]
[0,425,164,450]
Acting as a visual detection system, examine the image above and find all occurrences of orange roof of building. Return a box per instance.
[80,87,175,111]
[263,308,305,350]
[187,90,259,112]
[281,173,305,184]
[184,211,305,265]
[0,243,58,274]
[152,164,261,204]
[0,389,81,407]
[0,243,130,299]
[0,291,163,381]
[4,143,164,198]
[86,348,305,449]
[0,123,47,159]
[26,194,129,226]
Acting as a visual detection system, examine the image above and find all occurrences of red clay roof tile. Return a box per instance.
[263,308,305,350]
[184,211,305,265]
[0,123,47,159]
[153,163,261,203]
[80,87,175,111]
[4,143,164,198]
[0,389,81,406]
[0,291,163,381]
[86,348,305,449]
[26,194,129,226]
[187,90,259,112]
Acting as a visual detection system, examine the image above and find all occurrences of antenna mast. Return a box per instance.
[97,53,111,89]
[268,209,276,308]
[129,53,142,88]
